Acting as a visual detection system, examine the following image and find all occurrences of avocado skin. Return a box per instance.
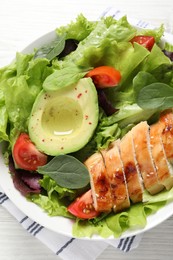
[28,78,99,156]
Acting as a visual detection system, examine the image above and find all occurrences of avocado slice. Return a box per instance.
[28,78,99,156]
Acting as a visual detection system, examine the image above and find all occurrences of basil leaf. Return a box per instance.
[34,35,66,61]
[137,82,173,110]
[37,155,90,189]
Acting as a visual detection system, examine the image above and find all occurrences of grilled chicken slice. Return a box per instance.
[119,131,144,203]
[160,110,173,164]
[104,141,130,213]
[150,110,173,190]
[131,121,163,195]
[158,109,173,188]
[84,152,112,212]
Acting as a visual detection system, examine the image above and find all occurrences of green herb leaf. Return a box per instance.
[133,71,157,100]
[37,155,90,189]
[137,82,173,110]
[150,63,173,83]
[34,35,66,61]
[43,65,89,91]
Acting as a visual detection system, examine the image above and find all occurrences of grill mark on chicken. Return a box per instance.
[119,131,143,203]
[104,141,130,213]
[96,173,110,197]
[84,152,112,212]
[131,121,163,194]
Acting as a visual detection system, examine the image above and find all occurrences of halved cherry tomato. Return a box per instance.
[130,35,155,51]
[13,133,48,171]
[67,189,99,219]
[85,66,121,88]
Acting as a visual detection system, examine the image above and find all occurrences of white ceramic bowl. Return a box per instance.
[1,28,173,240]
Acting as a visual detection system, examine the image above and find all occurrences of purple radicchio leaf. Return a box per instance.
[9,156,41,196]
[162,49,173,61]
[97,89,118,116]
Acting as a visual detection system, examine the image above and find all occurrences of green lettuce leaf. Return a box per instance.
[164,42,173,52]
[40,175,77,200]
[0,53,53,145]
[0,105,9,142]
[95,123,121,150]
[99,103,156,129]
[30,193,72,218]
[72,218,113,238]
[141,44,171,72]
[72,188,173,238]
[4,75,36,140]
[56,14,97,42]
[29,175,78,218]
[115,43,149,88]
[0,61,17,142]
[60,16,136,69]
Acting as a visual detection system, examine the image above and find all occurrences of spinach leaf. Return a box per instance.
[137,82,173,110]
[43,65,89,91]
[150,63,173,83]
[34,35,66,61]
[37,155,90,189]
[133,71,157,100]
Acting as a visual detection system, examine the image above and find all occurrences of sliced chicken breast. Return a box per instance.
[158,109,173,189]
[104,141,130,213]
[150,111,173,190]
[84,152,112,212]
[84,110,173,214]
[131,121,163,195]
[160,110,173,164]
[119,131,144,203]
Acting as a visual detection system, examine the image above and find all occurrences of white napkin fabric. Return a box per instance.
[0,7,155,260]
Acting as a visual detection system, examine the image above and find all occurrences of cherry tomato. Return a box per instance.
[85,66,121,88]
[13,133,48,171]
[130,35,155,51]
[67,189,99,219]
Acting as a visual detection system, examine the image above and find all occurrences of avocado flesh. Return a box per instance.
[28,78,99,156]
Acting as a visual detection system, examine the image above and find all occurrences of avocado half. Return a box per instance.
[28,78,99,156]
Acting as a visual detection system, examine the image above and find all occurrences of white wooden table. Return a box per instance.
[1,1,173,259]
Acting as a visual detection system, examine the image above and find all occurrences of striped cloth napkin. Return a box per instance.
[0,7,155,260]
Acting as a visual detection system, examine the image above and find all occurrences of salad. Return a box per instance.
[1,14,173,238]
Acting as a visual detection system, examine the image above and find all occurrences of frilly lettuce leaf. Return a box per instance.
[29,175,78,218]
[95,123,121,150]
[72,188,173,238]
[164,42,173,52]
[56,14,97,42]
[0,52,53,145]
